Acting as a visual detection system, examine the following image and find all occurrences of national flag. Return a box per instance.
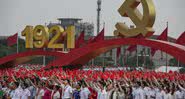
[75,31,85,48]
[89,28,104,43]
[87,37,93,44]
[176,31,185,45]
[151,27,168,56]
[7,33,18,46]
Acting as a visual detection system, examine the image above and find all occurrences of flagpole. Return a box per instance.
[17,33,19,53]
[149,48,152,68]
[124,46,126,67]
[143,47,146,70]
[102,22,105,67]
[166,22,168,73]
[43,48,46,66]
[43,23,47,67]
[136,46,139,67]
[178,59,180,71]
[115,48,117,66]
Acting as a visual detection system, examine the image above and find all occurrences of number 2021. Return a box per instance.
[21,25,75,49]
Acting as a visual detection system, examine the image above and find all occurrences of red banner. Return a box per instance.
[75,31,85,48]
[89,28,104,43]
[176,31,185,45]
[7,33,18,46]
[151,27,168,56]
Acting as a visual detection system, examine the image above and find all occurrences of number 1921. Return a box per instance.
[21,25,75,49]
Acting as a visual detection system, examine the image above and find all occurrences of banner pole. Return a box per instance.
[17,34,19,53]
[166,22,168,73]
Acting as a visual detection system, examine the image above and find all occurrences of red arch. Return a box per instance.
[0,50,65,65]
[45,38,185,69]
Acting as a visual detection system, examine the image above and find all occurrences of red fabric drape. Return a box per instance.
[7,33,18,46]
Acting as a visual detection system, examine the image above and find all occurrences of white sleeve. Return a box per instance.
[18,89,23,97]
[84,89,90,98]
[40,90,45,96]
[55,92,60,98]
[60,83,65,89]
[69,87,73,93]
[27,89,31,96]
[179,85,185,92]
[140,91,144,99]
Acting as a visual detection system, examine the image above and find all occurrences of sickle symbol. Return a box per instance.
[114,0,156,37]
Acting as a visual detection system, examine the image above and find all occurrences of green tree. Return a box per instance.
[169,58,178,66]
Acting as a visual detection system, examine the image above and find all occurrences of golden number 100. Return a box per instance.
[21,25,75,49]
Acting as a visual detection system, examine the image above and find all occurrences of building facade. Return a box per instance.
[48,18,94,37]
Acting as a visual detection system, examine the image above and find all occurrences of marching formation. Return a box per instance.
[0,67,185,99]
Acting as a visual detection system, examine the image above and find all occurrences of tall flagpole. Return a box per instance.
[178,59,180,71]
[165,22,168,73]
[43,48,46,66]
[136,46,139,67]
[102,22,105,67]
[143,47,146,70]
[17,33,19,53]
[43,23,47,66]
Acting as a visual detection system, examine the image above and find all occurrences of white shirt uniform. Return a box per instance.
[156,90,165,99]
[80,87,91,99]
[21,88,31,99]
[132,87,144,99]
[51,91,60,99]
[35,88,45,99]
[149,89,156,99]
[62,85,73,99]
[165,93,173,99]
[98,89,108,99]
[93,86,108,99]
[143,87,151,98]
[175,90,183,99]
[178,85,185,99]
[12,87,23,99]
[112,91,118,99]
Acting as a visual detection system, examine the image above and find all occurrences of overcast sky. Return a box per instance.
[0,0,185,38]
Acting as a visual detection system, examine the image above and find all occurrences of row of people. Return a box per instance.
[0,68,185,99]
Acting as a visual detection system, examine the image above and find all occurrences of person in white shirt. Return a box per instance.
[62,79,73,99]
[91,81,108,99]
[80,81,91,99]
[178,84,185,99]
[156,86,166,99]
[51,85,60,99]
[132,81,144,99]
[35,82,45,99]
[164,87,173,99]
[142,81,151,99]
[175,86,183,99]
[21,83,31,99]
[148,86,156,99]
[12,82,23,99]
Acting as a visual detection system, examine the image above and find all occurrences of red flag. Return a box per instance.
[7,33,18,46]
[116,47,121,59]
[151,27,168,56]
[89,28,104,43]
[127,34,144,52]
[87,37,93,44]
[75,31,85,48]
[176,31,185,45]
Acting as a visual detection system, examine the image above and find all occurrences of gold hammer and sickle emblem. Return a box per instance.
[114,0,156,37]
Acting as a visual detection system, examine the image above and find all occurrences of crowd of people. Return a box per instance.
[0,67,185,99]
[15,64,45,70]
